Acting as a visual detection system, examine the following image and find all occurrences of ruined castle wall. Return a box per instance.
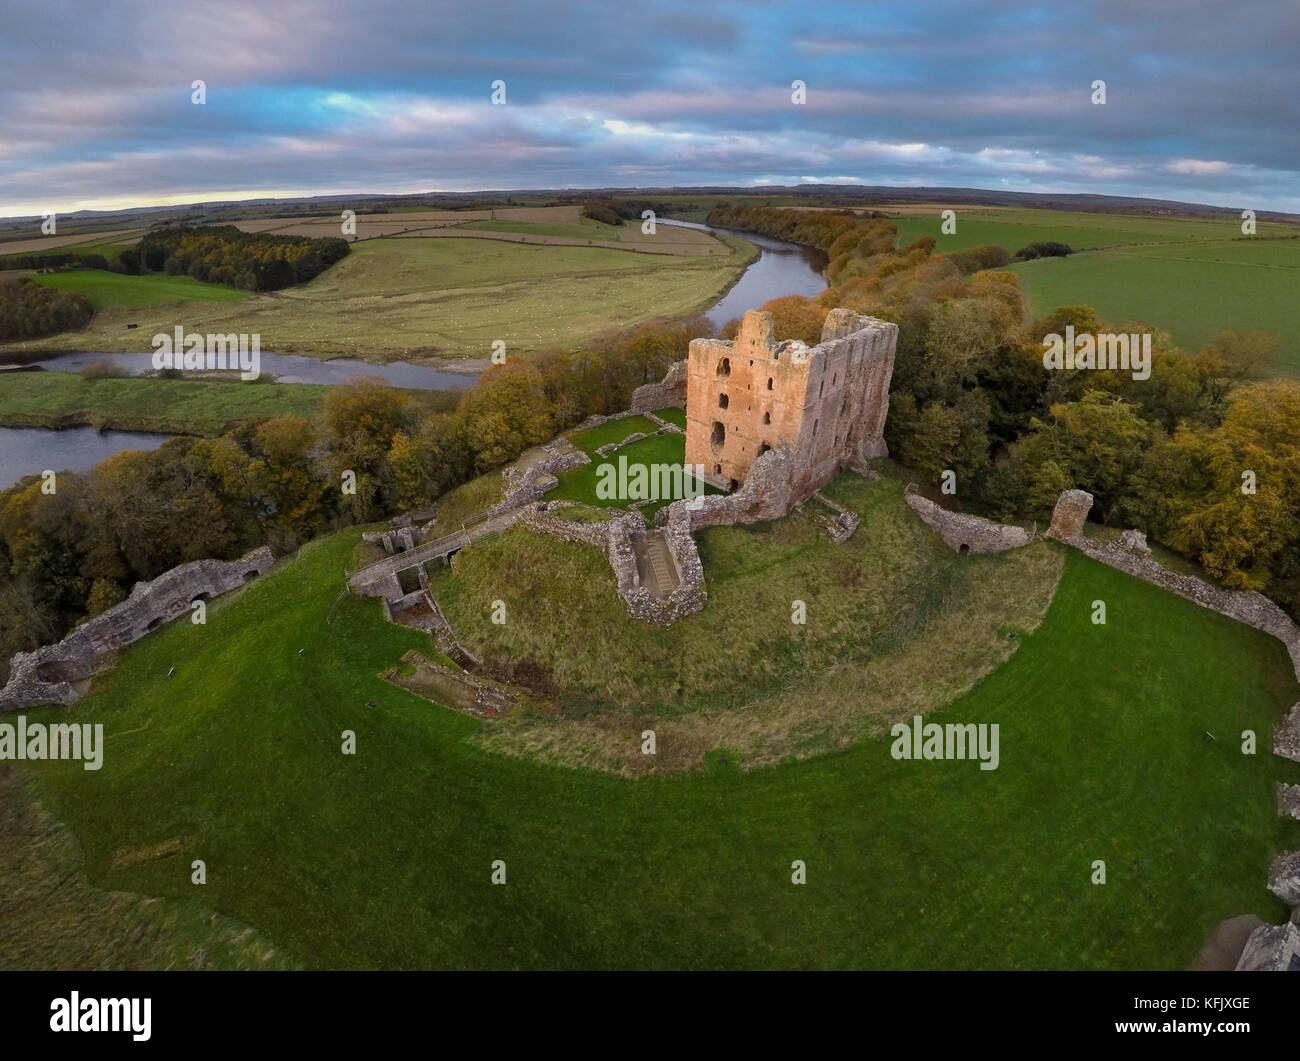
[904,494,1034,554]
[1044,489,1300,680]
[0,546,275,711]
[630,359,688,412]
[519,506,612,549]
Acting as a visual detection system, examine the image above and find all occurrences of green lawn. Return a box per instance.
[552,422,718,519]
[568,415,662,454]
[0,373,326,435]
[18,529,1298,969]
[30,270,250,310]
[653,406,687,428]
[1009,239,1300,366]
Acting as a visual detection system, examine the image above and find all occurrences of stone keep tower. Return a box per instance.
[685,308,898,496]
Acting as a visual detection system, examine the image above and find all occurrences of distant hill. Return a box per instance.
[4,184,1296,229]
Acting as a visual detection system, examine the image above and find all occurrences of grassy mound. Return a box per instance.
[16,518,1298,969]
[436,475,1062,768]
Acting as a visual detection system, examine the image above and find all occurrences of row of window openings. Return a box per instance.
[715,357,838,393]
[709,421,814,452]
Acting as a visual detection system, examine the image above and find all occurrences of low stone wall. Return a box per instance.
[1235,920,1300,971]
[1046,490,1300,682]
[519,505,612,548]
[495,438,588,516]
[605,511,706,626]
[630,360,687,413]
[593,431,650,457]
[0,546,275,711]
[1275,703,1300,764]
[904,493,1033,554]
[1075,535,1300,679]
[519,503,705,625]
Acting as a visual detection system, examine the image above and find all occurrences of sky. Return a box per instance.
[2,0,1298,218]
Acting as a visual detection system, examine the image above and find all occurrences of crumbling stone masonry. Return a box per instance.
[904,493,1034,554]
[0,546,275,711]
[1267,851,1300,908]
[1277,783,1300,821]
[685,308,896,498]
[630,359,687,413]
[523,503,707,625]
[1276,703,1300,764]
[1235,920,1300,971]
[1045,488,1097,543]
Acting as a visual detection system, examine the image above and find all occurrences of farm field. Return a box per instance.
[890,206,1295,253]
[30,270,250,310]
[239,204,726,256]
[1009,238,1300,365]
[16,502,1299,969]
[3,234,755,360]
[0,228,147,257]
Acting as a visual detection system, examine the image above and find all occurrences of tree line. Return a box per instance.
[136,225,351,291]
[0,317,700,676]
[0,279,94,341]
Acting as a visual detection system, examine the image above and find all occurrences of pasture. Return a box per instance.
[891,206,1295,254]
[30,270,249,310]
[1009,237,1300,364]
[6,234,754,359]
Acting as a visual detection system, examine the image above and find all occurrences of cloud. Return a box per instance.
[0,0,1297,215]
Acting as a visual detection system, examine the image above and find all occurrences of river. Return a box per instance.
[0,425,171,489]
[0,221,827,487]
[659,219,828,329]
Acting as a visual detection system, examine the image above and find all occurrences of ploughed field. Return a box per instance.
[13,471,1298,969]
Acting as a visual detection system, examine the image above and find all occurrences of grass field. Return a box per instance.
[0,374,328,435]
[3,235,756,360]
[15,518,1298,969]
[1009,238,1300,365]
[891,207,1296,254]
[459,218,624,241]
[30,270,250,310]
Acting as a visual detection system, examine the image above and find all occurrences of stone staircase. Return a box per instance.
[634,530,680,599]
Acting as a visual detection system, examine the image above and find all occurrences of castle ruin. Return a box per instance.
[684,308,897,500]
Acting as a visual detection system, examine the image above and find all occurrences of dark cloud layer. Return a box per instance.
[1,0,1296,215]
